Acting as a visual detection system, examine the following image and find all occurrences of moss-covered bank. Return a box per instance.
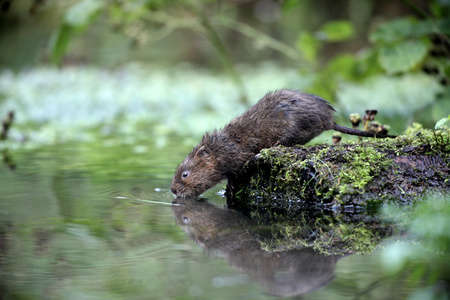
[226,125,450,222]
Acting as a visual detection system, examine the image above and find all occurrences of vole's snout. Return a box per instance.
[171,187,177,195]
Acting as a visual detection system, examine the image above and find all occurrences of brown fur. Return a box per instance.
[171,89,395,197]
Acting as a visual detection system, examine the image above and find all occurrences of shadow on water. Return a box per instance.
[172,197,344,297]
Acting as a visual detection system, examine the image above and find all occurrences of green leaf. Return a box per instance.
[356,49,384,78]
[370,17,416,44]
[444,64,450,78]
[337,74,443,117]
[435,115,450,130]
[378,40,428,74]
[325,54,357,80]
[296,31,321,62]
[370,17,449,44]
[48,0,104,65]
[318,20,354,42]
[48,25,76,65]
[436,18,450,35]
[281,0,300,13]
[64,0,104,28]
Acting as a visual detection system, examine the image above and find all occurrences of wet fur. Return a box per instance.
[171,89,393,197]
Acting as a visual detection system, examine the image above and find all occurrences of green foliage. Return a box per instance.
[337,73,443,118]
[297,20,354,63]
[49,0,105,64]
[296,31,320,62]
[295,3,450,128]
[64,0,104,27]
[369,17,448,75]
[378,40,428,74]
[318,20,354,42]
[49,0,251,100]
[435,114,450,129]
[381,196,450,299]
[46,1,450,128]
[370,17,450,43]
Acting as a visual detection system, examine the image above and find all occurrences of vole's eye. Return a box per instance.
[181,171,190,179]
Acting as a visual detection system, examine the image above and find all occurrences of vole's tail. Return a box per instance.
[333,123,397,138]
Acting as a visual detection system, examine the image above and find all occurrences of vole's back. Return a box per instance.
[171,89,394,197]
[223,90,335,151]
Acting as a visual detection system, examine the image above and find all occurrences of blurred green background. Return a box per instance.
[0,2,449,300]
[1,0,449,148]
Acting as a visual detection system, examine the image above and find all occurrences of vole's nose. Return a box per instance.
[171,187,177,195]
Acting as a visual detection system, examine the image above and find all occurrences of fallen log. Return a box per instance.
[226,126,450,222]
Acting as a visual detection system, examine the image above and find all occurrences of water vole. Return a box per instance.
[171,89,395,197]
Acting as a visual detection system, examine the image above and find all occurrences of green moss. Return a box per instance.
[228,125,450,222]
[328,144,393,202]
[246,142,396,205]
[256,214,393,255]
[228,127,450,255]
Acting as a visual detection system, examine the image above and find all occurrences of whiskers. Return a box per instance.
[116,196,180,206]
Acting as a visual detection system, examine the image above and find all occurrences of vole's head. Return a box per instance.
[171,144,225,197]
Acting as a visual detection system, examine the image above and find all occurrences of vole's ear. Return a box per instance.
[195,145,211,159]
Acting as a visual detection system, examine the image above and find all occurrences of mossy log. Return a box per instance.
[226,128,450,221]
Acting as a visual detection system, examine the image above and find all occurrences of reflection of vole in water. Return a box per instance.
[171,198,343,297]
[172,89,395,197]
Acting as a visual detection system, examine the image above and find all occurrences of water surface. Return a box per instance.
[0,140,440,299]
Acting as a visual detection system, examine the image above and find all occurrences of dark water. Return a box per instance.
[0,140,435,299]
